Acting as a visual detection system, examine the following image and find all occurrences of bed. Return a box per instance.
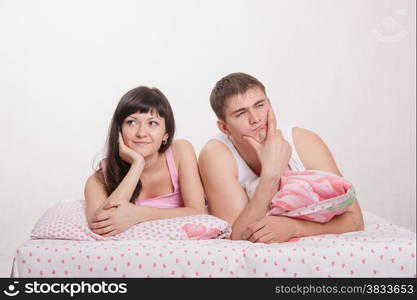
[11,211,416,278]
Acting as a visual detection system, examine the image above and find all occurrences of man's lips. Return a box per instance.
[252,125,267,132]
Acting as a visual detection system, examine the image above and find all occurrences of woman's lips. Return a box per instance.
[133,142,150,146]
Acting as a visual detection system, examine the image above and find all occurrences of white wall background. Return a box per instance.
[0,0,415,276]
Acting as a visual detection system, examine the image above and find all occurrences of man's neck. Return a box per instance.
[229,137,262,176]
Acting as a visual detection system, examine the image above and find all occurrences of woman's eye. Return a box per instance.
[149,121,158,126]
[126,120,136,126]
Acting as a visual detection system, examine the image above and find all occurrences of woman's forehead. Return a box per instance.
[128,110,163,119]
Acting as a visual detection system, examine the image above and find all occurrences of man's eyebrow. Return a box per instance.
[231,107,247,115]
[254,99,266,106]
[231,98,266,115]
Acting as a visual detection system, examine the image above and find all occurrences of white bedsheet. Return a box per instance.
[11,211,416,278]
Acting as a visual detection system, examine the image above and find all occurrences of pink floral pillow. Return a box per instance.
[245,170,356,223]
[31,200,231,241]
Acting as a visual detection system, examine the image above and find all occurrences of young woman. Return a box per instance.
[84,86,206,237]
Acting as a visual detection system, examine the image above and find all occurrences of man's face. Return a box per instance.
[220,87,270,145]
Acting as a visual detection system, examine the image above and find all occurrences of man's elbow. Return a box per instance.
[355,217,365,231]
[230,231,242,241]
[350,213,365,232]
[230,222,245,241]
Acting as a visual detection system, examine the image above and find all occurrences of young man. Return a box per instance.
[198,72,364,243]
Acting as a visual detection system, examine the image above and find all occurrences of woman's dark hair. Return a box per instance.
[98,86,175,202]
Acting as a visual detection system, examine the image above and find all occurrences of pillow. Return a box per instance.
[31,200,231,241]
[244,170,356,223]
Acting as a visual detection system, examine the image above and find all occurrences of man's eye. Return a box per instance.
[236,112,246,117]
[256,103,265,108]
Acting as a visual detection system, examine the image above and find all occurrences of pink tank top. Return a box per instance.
[99,147,184,209]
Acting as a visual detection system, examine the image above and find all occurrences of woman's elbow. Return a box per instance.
[188,205,206,215]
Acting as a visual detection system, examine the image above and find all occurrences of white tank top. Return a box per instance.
[213,125,306,187]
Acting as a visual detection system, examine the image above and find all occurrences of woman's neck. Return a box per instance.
[142,152,164,175]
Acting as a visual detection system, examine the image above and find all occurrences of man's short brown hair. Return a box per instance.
[210,72,266,121]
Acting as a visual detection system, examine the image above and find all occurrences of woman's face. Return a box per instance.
[121,110,168,158]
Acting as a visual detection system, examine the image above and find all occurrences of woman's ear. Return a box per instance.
[217,120,231,136]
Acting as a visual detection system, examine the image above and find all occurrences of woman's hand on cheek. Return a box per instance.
[118,132,145,167]
[90,201,141,236]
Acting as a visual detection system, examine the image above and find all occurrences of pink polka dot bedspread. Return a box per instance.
[11,211,416,278]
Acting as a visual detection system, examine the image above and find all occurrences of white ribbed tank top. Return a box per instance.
[213,125,306,187]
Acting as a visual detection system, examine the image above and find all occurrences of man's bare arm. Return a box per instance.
[293,127,364,232]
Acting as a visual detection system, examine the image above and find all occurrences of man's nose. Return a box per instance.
[248,110,261,124]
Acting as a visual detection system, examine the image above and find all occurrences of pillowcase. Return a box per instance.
[31,200,231,241]
[244,169,356,223]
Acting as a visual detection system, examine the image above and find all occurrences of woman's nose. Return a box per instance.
[135,125,147,137]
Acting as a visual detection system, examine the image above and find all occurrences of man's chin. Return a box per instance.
[243,132,266,143]
[255,131,266,143]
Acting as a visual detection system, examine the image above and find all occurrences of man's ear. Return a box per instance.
[217,120,231,136]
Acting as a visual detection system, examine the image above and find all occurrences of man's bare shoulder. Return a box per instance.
[292,127,340,174]
[198,139,237,176]
[199,139,231,159]
[292,127,321,144]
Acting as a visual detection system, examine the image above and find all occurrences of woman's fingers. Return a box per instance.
[92,225,114,235]
[101,229,120,237]
[90,219,112,230]
[103,200,121,210]
[92,211,111,223]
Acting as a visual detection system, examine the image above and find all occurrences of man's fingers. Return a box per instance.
[275,129,283,139]
[249,227,270,243]
[266,107,277,139]
[244,217,267,240]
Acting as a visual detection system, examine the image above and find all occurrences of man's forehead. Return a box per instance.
[225,88,267,112]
